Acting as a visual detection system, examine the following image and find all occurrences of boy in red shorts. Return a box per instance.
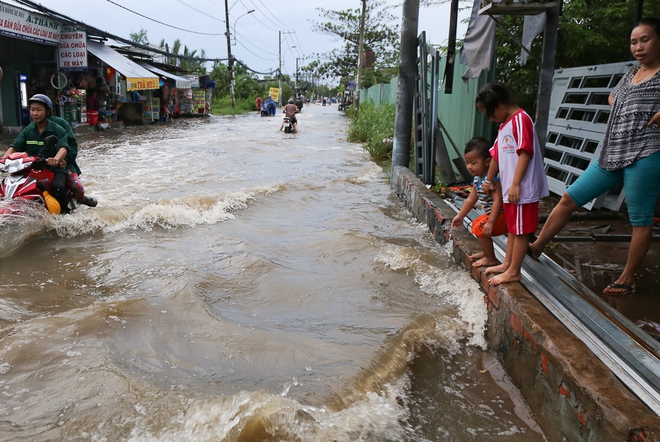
[451,137,507,267]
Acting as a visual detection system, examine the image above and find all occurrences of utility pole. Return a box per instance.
[391,0,419,171]
[355,0,367,109]
[224,0,235,109]
[295,57,299,93]
[277,31,295,106]
[278,31,282,107]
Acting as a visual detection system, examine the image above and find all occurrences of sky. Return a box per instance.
[6,0,470,82]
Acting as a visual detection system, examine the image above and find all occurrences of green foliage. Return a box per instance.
[310,0,400,81]
[494,0,660,115]
[347,101,396,161]
[129,28,149,45]
[212,96,256,115]
[157,39,207,74]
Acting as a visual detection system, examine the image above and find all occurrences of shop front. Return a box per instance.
[138,62,191,122]
[86,39,158,125]
[0,0,62,129]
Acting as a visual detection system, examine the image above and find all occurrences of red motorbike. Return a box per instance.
[0,136,71,215]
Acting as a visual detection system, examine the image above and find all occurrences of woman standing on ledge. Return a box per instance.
[529,18,660,296]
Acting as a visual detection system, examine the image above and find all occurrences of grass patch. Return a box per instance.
[212,96,256,115]
[347,101,396,161]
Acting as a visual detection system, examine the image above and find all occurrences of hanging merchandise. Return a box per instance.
[58,87,87,124]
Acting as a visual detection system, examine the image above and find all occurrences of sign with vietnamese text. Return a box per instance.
[184,75,200,88]
[58,27,87,71]
[126,77,159,91]
[269,87,280,102]
[0,1,61,45]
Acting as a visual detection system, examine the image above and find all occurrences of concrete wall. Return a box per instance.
[391,165,660,442]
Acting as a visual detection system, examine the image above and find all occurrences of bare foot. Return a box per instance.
[469,252,485,261]
[473,257,500,268]
[484,263,509,275]
[489,271,522,285]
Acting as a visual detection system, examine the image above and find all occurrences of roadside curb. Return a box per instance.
[391,166,660,442]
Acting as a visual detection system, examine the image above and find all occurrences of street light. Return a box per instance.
[224,5,254,109]
[232,9,255,45]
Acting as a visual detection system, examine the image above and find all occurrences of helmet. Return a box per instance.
[28,94,52,110]
[288,99,294,104]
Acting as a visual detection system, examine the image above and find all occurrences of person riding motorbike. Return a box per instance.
[279,99,299,133]
[2,94,96,212]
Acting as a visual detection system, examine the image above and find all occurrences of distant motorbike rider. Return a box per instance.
[2,94,96,212]
[279,98,299,133]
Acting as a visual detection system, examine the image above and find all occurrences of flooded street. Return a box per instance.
[0,105,545,441]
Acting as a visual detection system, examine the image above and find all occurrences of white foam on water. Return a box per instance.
[347,162,384,184]
[374,240,488,350]
[126,379,412,442]
[51,183,284,237]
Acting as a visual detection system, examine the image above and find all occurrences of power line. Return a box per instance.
[12,0,279,78]
[240,0,280,33]
[235,60,278,76]
[235,35,278,61]
[106,0,224,35]
[234,30,278,57]
[172,0,225,22]
[253,0,294,31]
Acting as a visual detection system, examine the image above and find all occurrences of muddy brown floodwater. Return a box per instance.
[0,105,546,441]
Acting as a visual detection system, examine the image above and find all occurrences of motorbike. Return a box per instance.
[282,116,295,134]
[0,136,74,215]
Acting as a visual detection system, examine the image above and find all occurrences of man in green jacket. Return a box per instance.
[3,94,96,211]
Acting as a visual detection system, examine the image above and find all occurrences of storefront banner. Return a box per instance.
[126,77,159,91]
[0,1,61,45]
[269,87,280,102]
[58,26,87,71]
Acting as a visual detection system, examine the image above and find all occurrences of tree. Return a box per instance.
[129,28,149,45]
[157,39,207,74]
[494,0,660,115]
[310,0,400,83]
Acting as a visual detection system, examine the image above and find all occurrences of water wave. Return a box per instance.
[52,183,284,237]
[0,198,52,257]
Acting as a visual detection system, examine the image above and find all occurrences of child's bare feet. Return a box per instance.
[489,270,522,285]
[484,263,509,275]
[473,257,500,268]
[469,252,485,261]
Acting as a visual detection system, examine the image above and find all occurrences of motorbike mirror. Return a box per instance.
[39,135,58,158]
[43,135,58,149]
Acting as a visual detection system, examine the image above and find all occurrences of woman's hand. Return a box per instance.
[647,111,660,127]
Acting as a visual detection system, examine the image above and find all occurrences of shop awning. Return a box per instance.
[87,40,159,91]
[137,62,192,89]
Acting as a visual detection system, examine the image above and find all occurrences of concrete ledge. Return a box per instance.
[391,166,660,442]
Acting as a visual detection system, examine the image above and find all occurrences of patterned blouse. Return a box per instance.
[599,64,660,170]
